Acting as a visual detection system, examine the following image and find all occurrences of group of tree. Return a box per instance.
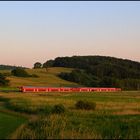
[33,62,42,69]
[33,60,54,69]
[43,55,140,90]
[11,68,38,78]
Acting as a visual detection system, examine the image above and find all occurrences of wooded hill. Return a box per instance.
[43,56,140,90]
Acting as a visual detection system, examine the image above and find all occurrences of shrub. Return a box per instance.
[31,74,39,78]
[11,68,30,77]
[52,104,66,114]
[75,100,96,110]
[0,73,10,86]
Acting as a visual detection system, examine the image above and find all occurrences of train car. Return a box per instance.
[20,86,121,93]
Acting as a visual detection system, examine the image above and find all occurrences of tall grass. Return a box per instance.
[4,98,67,115]
[0,91,140,139]
[12,114,100,139]
[12,113,140,139]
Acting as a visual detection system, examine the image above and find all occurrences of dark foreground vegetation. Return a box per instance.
[43,56,140,90]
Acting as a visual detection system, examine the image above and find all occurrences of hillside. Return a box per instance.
[43,56,140,90]
[0,67,80,87]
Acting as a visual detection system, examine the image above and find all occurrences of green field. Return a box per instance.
[0,67,140,139]
[0,91,140,139]
[0,112,26,139]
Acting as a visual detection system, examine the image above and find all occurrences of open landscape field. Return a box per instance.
[1,1,140,139]
[0,91,140,139]
[0,67,140,139]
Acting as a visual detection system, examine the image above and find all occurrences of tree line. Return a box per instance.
[0,65,27,70]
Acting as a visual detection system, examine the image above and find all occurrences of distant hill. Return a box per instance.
[43,56,140,90]
[0,65,27,70]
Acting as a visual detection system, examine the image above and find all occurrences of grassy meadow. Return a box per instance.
[0,112,26,139]
[0,67,140,139]
[3,67,79,87]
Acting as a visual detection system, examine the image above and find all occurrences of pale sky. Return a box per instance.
[0,1,140,68]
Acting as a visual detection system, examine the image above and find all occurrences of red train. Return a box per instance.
[20,86,121,93]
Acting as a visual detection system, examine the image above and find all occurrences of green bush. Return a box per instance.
[31,74,39,78]
[0,73,10,86]
[75,100,96,110]
[11,68,30,77]
[52,104,66,114]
